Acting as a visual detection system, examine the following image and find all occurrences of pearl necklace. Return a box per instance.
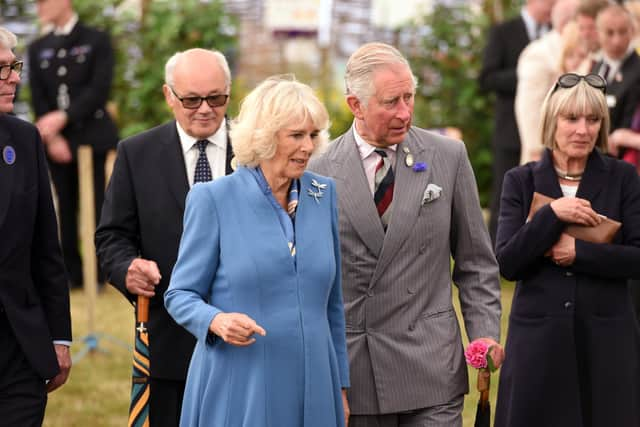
[554,166,583,181]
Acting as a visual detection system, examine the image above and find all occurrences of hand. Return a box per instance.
[209,312,266,346]
[608,128,635,157]
[36,110,68,140]
[342,389,350,426]
[45,134,72,164]
[474,337,505,369]
[550,197,602,227]
[547,233,576,267]
[47,344,71,392]
[125,258,161,297]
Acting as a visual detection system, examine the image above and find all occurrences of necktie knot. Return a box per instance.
[197,139,208,152]
[194,140,213,183]
[375,149,387,158]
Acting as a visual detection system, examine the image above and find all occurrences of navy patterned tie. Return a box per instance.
[194,140,212,183]
[374,149,394,229]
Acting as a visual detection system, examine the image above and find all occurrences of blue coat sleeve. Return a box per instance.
[326,181,350,388]
[165,183,222,343]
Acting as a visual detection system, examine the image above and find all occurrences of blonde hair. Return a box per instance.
[0,27,17,50]
[345,42,417,103]
[539,78,609,152]
[230,75,329,168]
[559,21,587,73]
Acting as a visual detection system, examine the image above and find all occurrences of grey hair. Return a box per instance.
[345,42,418,104]
[0,27,17,50]
[164,48,231,90]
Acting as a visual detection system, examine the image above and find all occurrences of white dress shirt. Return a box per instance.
[177,119,228,187]
[353,123,397,195]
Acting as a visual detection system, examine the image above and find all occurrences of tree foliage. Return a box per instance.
[408,3,494,205]
[73,0,237,137]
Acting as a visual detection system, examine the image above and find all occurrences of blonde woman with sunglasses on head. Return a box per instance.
[494,73,640,427]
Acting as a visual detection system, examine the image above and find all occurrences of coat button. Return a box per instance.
[419,245,426,253]
[57,66,67,76]
[407,288,415,294]
[367,291,374,297]
[564,301,573,309]
[565,271,574,277]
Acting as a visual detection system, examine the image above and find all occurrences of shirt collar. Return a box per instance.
[602,46,635,69]
[352,121,397,161]
[521,8,547,40]
[176,117,227,155]
[52,13,78,36]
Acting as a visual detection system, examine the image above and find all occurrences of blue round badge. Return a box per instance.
[3,146,16,165]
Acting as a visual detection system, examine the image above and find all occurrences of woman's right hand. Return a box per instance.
[550,197,602,227]
[209,312,266,346]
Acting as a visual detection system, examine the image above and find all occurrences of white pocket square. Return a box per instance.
[422,184,442,205]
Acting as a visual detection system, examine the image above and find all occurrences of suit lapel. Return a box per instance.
[532,149,607,202]
[332,130,385,257]
[158,122,189,212]
[0,119,14,227]
[575,150,607,203]
[372,132,434,284]
[532,149,564,198]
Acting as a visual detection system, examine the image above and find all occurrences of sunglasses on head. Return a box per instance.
[552,73,606,94]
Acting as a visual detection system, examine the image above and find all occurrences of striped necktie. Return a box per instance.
[194,140,213,183]
[374,149,394,229]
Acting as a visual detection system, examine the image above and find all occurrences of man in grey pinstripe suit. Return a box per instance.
[308,42,504,427]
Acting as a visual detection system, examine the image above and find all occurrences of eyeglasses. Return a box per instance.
[169,86,228,109]
[552,73,606,94]
[0,61,23,80]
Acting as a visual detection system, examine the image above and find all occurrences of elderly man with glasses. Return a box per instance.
[0,26,72,425]
[95,48,234,427]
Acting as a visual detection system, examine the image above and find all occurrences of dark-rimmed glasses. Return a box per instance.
[552,73,606,94]
[169,86,228,109]
[0,61,23,80]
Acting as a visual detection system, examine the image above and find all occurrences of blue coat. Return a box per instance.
[494,149,640,427]
[165,167,349,427]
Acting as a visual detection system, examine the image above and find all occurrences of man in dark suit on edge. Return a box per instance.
[95,48,234,427]
[0,26,72,426]
[480,0,555,244]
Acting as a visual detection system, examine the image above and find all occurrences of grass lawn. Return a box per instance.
[43,281,514,427]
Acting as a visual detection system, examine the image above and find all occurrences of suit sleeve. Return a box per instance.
[449,143,501,342]
[164,184,222,343]
[495,169,565,280]
[479,24,518,96]
[28,43,53,118]
[30,126,72,340]
[326,180,350,388]
[95,142,140,303]
[65,30,115,124]
[571,166,640,279]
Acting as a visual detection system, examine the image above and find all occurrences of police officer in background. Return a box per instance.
[28,0,118,288]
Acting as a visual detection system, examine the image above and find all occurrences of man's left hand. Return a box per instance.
[47,344,71,393]
[474,337,505,369]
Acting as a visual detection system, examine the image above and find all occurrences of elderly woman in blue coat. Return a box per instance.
[165,75,350,427]
[494,73,640,427]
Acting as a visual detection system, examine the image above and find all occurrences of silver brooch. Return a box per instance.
[307,179,327,203]
[403,146,414,167]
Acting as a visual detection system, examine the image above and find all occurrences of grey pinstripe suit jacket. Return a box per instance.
[308,127,501,415]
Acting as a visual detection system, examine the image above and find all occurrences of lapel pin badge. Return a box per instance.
[2,146,16,165]
[402,146,414,167]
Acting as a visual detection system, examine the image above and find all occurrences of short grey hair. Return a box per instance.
[345,42,418,103]
[0,27,17,50]
[164,48,231,91]
[230,75,329,168]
